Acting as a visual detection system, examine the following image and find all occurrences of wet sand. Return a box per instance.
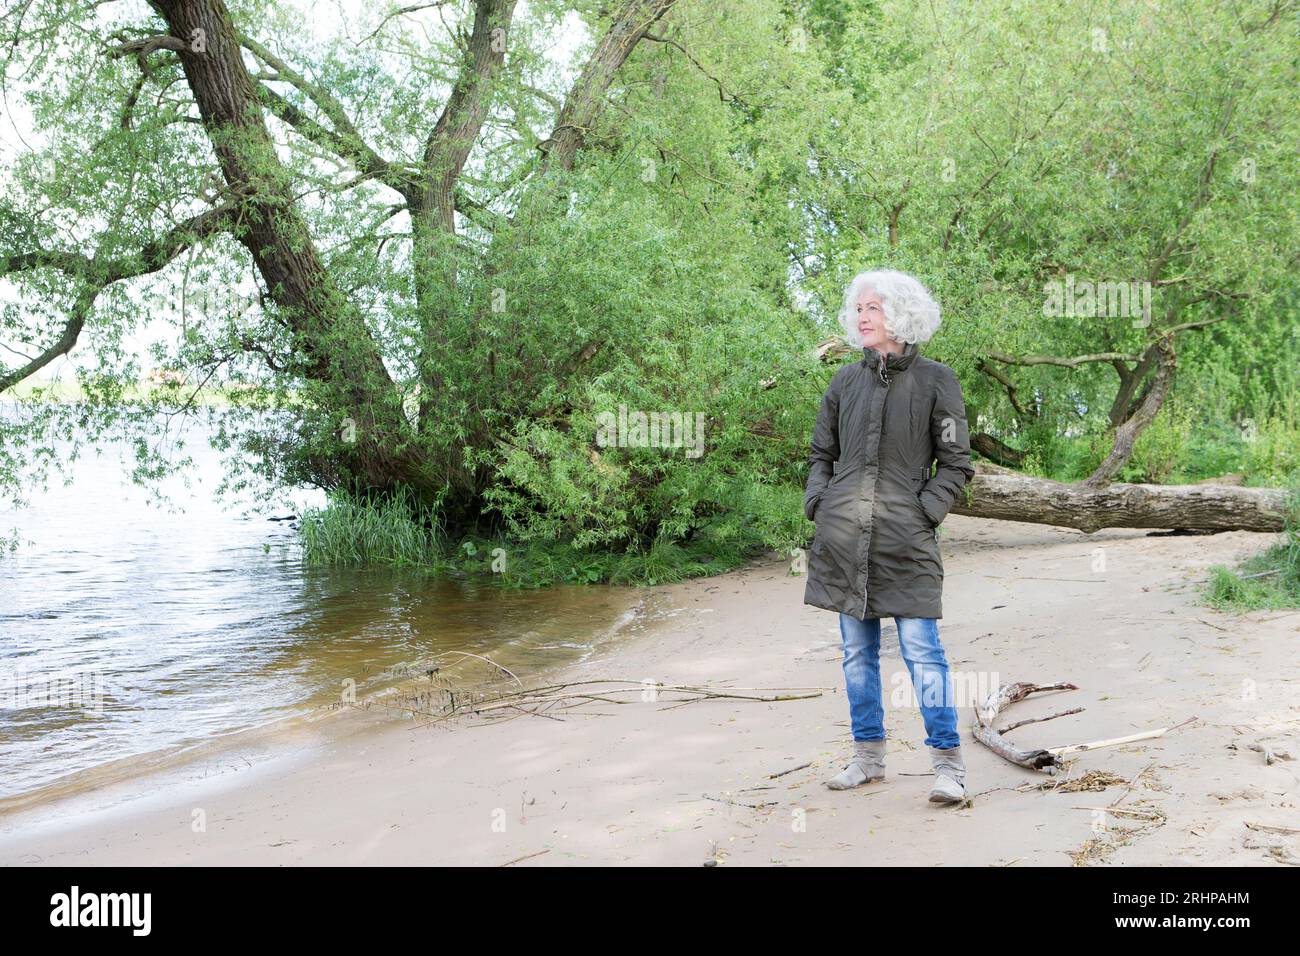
[2,515,1297,866]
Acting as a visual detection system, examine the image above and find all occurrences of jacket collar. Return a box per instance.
[862,340,918,376]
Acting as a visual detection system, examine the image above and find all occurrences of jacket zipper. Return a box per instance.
[861,368,894,619]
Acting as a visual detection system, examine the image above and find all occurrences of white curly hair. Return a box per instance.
[837,269,942,347]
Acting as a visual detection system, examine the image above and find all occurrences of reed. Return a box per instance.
[299,488,443,567]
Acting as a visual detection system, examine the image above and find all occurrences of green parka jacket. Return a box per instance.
[802,342,975,620]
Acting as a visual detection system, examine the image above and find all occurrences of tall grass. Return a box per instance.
[299,488,443,567]
[297,489,774,587]
[1205,488,1300,611]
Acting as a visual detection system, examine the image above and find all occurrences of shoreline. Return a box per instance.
[2,515,1297,866]
[0,591,654,832]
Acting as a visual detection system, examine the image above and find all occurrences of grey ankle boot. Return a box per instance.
[927,745,967,804]
[826,739,886,790]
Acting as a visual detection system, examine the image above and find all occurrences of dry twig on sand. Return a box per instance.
[974,681,1185,773]
[973,682,1079,771]
[363,656,826,726]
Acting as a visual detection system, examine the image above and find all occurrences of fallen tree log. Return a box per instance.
[807,337,1291,533]
[951,467,1290,533]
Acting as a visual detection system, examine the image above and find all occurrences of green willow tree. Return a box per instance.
[0,0,849,547]
[800,0,1298,484]
[1,0,1295,554]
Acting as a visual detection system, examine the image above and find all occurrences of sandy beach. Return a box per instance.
[2,514,1297,867]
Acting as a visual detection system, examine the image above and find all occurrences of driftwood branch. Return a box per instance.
[997,706,1084,735]
[975,681,1184,773]
[357,664,826,726]
[973,681,1078,771]
[1049,727,1172,757]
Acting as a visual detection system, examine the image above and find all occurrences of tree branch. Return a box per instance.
[986,349,1141,368]
[108,33,188,58]
[0,290,95,392]
[415,0,517,229]
[252,82,414,199]
[240,32,413,200]
[534,0,678,177]
[642,30,746,108]
[1,203,235,285]
[976,358,1037,418]
[1084,336,1178,487]
[360,2,453,44]
[1145,91,1236,284]
[0,204,236,392]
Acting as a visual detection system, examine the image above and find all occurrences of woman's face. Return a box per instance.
[855,288,899,352]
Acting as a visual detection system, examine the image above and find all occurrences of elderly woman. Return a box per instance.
[803,269,976,804]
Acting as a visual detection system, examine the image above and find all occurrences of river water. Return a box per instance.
[0,423,642,808]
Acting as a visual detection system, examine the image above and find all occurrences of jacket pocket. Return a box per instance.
[809,534,851,594]
[910,475,937,528]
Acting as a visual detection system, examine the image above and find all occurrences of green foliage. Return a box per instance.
[484,532,758,588]
[0,0,1296,571]
[1240,411,1300,488]
[800,0,1299,479]
[1205,490,1300,610]
[1023,405,1300,487]
[297,486,789,587]
[1126,402,1196,484]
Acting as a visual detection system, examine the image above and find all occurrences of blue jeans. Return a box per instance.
[838,614,961,750]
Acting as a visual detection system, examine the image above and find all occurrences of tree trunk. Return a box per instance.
[1085,335,1177,487]
[953,466,1289,533]
[154,0,431,494]
[970,431,1027,467]
[534,0,677,177]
